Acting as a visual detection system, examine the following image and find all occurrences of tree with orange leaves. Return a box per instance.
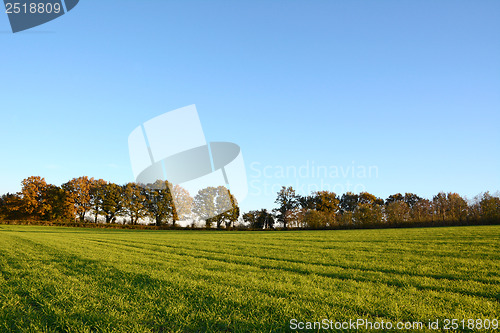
[62,176,95,222]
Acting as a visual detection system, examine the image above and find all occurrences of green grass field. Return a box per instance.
[0,225,499,332]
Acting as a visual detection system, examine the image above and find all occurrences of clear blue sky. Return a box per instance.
[1,0,499,213]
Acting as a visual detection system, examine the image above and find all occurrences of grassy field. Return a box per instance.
[0,225,498,332]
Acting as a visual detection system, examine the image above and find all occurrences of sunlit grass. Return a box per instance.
[0,225,499,332]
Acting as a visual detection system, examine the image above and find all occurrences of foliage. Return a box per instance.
[268,187,499,229]
[122,183,148,225]
[90,178,108,223]
[62,176,94,222]
[339,192,359,213]
[243,209,274,229]
[144,180,178,226]
[385,200,411,225]
[43,185,73,221]
[273,186,298,229]
[20,176,50,219]
[353,202,384,226]
[302,210,336,229]
[100,183,125,224]
[218,189,239,229]
[478,192,500,223]
[171,184,193,220]
[3,176,500,230]
[0,193,24,220]
[193,186,239,228]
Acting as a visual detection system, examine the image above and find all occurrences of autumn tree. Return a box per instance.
[296,191,339,228]
[339,192,359,213]
[431,192,469,224]
[243,209,274,229]
[340,192,384,226]
[193,186,238,228]
[100,183,124,223]
[285,208,306,228]
[385,193,410,225]
[43,185,73,221]
[144,180,178,226]
[313,191,340,213]
[385,193,404,205]
[90,178,108,223]
[0,193,24,220]
[274,186,298,229]
[302,209,332,229]
[242,210,258,228]
[468,195,482,223]
[122,182,148,225]
[386,200,411,225]
[171,185,193,220]
[17,177,73,221]
[297,195,316,210]
[479,192,500,223]
[20,176,50,219]
[447,193,468,223]
[338,211,354,227]
[193,187,218,228]
[433,192,450,223]
[404,193,422,209]
[218,190,239,228]
[353,202,383,226]
[62,176,94,222]
[410,198,433,223]
[358,192,384,206]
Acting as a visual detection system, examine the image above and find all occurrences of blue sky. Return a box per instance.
[0,0,499,213]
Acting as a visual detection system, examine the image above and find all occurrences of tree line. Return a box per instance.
[0,176,239,228]
[242,186,500,229]
[1,177,499,230]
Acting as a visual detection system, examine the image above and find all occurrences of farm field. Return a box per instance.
[0,225,499,332]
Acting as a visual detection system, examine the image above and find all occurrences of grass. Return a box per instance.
[0,225,499,332]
